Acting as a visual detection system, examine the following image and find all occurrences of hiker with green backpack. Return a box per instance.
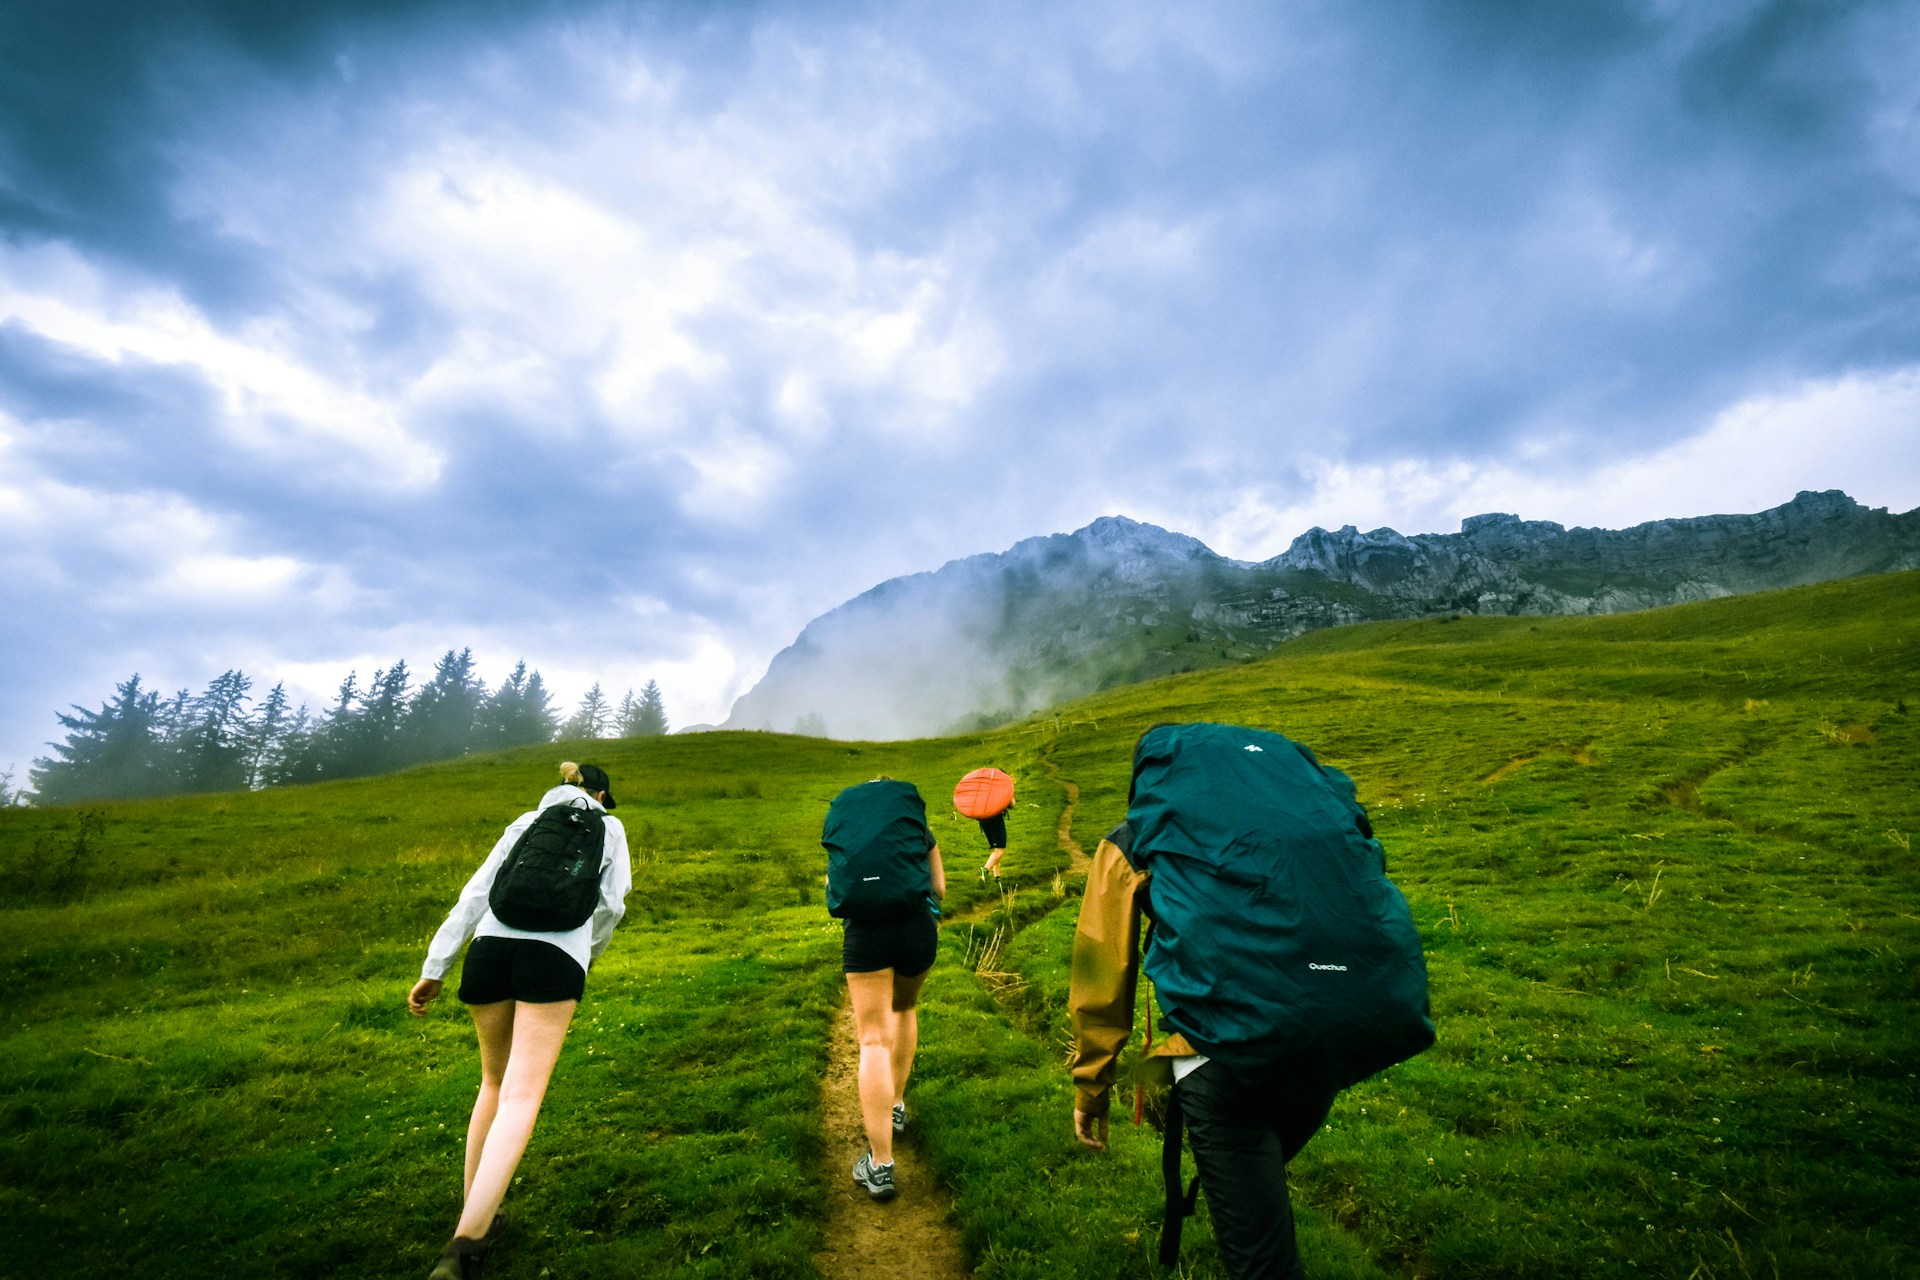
[1068,723,1434,1279]
[822,776,946,1201]
[407,761,632,1280]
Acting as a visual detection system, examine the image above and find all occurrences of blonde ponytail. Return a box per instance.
[559,761,584,786]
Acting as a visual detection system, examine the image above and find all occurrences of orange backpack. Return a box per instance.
[952,767,1014,819]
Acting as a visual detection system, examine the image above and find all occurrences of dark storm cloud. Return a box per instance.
[3,0,1918,779]
[0,320,222,444]
[1,1,507,298]
[859,0,1920,474]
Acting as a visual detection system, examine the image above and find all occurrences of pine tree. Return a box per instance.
[405,649,486,764]
[476,661,527,748]
[479,661,556,747]
[561,682,611,739]
[173,670,254,794]
[268,703,317,787]
[520,669,558,744]
[246,685,298,788]
[30,675,168,803]
[153,686,195,789]
[615,688,642,737]
[635,679,669,736]
[354,661,413,776]
[297,670,362,781]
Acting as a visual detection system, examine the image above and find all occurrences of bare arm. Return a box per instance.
[928,842,946,900]
[419,813,533,982]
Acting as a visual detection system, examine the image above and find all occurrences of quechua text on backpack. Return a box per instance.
[489,798,608,932]
[1127,722,1435,1093]
[823,780,933,920]
[1127,722,1434,1265]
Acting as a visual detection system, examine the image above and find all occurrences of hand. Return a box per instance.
[407,977,443,1017]
[1074,1108,1109,1151]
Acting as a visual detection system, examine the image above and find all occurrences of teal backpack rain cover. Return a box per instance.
[1126,722,1434,1093]
[823,779,934,920]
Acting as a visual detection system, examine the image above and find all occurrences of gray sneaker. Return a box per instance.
[892,1102,907,1135]
[852,1150,897,1200]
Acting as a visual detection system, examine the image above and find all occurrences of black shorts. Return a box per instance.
[458,936,586,1004]
[842,909,938,976]
[977,812,1007,849]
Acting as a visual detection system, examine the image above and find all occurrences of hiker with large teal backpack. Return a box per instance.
[1068,723,1434,1280]
[822,777,947,1201]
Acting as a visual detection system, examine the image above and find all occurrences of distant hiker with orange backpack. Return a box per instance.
[407,762,632,1280]
[823,776,946,1200]
[953,766,1016,877]
[1068,723,1434,1280]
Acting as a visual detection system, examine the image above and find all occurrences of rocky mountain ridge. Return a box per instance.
[722,490,1920,740]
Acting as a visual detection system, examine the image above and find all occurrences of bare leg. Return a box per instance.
[890,969,929,1107]
[463,1001,515,1200]
[846,970,899,1164]
[454,999,576,1240]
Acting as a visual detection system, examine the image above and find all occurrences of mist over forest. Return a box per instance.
[16,651,670,807]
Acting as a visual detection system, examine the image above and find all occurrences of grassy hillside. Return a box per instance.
[3,570,1915,1279]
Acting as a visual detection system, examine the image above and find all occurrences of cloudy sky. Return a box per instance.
[3,0,1918,777]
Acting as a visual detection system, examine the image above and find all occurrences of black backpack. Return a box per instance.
[823,780,933,920]
[1125,722,1434,1265]
[489,798,608,932]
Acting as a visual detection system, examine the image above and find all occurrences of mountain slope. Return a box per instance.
[725,489,1920,739]
[3,571,1915,1279]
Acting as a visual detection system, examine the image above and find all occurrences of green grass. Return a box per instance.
[3,570,1917,1278]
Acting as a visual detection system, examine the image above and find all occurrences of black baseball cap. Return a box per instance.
[577,762,617,809]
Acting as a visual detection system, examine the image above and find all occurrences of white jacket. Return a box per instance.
[421,784,631,981]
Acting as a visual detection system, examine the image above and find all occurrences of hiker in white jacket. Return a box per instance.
[408,761,632,1280]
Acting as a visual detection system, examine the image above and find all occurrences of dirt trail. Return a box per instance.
[1038,734,1089,874]
[813,999,973,1280]
[814,735,1093,1277]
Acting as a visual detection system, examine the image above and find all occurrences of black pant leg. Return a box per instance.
[1278,1085,1336,1164]
[1178,1062,1335,1280]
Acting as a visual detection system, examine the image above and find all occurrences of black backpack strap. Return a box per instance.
[1157,1081,1201,1268]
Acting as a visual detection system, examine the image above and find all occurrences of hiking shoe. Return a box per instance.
[852,1150,897,1200]
[892,1102,907,1135]
[426,1236,487,1280]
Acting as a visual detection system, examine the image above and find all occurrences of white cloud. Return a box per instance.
[539,628,745,732]
[7,0,1918,780]
[0,459,355,615]
[0,243,442,490]
[272,43,1007,458]
[1186,366,1920,559]
[146,552,307,604]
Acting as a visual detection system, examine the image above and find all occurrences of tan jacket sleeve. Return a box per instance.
[1068,838,1148,1117]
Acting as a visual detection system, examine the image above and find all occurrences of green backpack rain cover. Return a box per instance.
[1126,722,1434,1093]
[823,779,934,921]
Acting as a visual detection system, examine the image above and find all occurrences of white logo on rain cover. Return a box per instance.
[1309,963,1349,971]
[1244,744,1263,752]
